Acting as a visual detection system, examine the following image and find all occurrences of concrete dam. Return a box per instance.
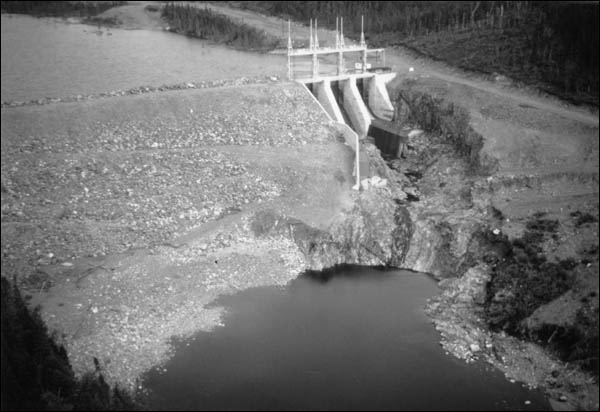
[286,17,406,183]
[303,72,397,136]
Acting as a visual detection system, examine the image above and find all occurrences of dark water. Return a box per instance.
[1,14,285,102]
[143,267,550,411]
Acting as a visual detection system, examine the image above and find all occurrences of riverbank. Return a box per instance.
[2,79,397,390]
[383,74,599,410]
[1,76,282,108]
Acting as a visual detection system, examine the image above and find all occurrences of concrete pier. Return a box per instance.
[315,79,345,124]
[342,77,373,137]
[368,74,396,121]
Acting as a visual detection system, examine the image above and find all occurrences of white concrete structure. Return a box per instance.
[315,79,345,124]
[342,77,373,137]
[367,74,396,121]
[286,16,385,80]
[288,16,396,191]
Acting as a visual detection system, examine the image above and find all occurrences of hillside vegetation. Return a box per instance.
[233,1,599,106]
[162,3,281,52]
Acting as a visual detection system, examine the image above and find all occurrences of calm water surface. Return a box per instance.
[1,14,285,102]
[143,268,550,411]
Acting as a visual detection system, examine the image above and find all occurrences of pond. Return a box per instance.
[143,267,550,411]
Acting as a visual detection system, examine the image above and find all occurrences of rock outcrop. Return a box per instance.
[250,188,413,271]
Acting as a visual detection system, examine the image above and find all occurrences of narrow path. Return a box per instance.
[416,61,599,127]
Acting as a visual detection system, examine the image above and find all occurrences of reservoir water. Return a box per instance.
[143,267,550,410]
[1,14,285,102]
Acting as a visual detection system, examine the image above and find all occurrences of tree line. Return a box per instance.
[162,3,281,52]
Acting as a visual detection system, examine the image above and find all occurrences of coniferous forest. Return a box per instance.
[162,3,281,52]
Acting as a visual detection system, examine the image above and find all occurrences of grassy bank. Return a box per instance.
[233,1,599,106]
[0,1,124,18]
[162,3,280,52]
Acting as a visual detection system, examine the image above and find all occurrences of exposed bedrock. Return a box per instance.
[251,188,413,271]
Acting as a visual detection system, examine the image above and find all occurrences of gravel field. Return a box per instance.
[1,81,331,274]
[1,80,358,388]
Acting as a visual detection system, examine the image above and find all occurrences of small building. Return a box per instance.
[368,118,408,158]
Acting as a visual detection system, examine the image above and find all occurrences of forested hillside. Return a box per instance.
[162,3,281,52]
[234,1,599,106]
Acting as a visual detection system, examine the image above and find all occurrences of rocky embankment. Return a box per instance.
[1,78,412,391]
[385,76,599,411]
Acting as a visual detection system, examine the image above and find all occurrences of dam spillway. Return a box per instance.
[285,17,403,172]
[301,73,397,137]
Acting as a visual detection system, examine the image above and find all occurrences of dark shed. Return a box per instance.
[368,118,408,157]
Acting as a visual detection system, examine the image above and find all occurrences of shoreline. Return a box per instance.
[1,76,282,109]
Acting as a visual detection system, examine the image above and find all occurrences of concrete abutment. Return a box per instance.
[306,73,397,138]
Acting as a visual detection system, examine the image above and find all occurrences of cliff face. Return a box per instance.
[246,127,477,279]
[386,77,599,410]
[251,188,413,271]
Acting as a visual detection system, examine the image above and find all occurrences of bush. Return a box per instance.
[570,210,598,227]
[569,305,599,376]
[484,216,574,334]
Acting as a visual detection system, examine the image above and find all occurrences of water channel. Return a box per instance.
[143,267,550,411]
